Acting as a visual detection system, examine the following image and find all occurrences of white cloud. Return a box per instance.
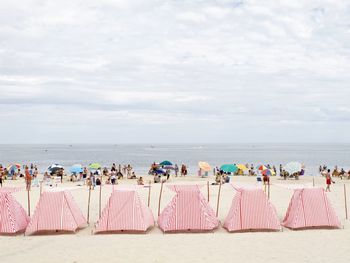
[0,0,350,143]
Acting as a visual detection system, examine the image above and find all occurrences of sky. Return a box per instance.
[1,0,350,144]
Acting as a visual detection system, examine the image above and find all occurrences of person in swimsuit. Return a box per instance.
[325,169,332,192]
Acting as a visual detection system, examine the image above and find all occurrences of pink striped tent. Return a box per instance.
[25,191,87,235]
[0,192,30,234]
[158,185,219,232]
[94,189,154,233]
[223,187,281,232]
[282,187,341,229]
[0,187,23,193]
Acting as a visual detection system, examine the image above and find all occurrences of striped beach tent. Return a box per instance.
[158,185,219,232]
[223,187,281,232]
[94,189,154,233]
[282,188,341,229]
[0,192,30,234]
[25,191,87,235]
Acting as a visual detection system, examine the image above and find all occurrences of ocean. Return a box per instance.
[0,144,349,175]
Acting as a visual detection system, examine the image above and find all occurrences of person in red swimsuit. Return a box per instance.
[325,169,332,192]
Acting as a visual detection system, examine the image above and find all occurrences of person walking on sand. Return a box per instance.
[25,166,32,191]
[325,169,332,192]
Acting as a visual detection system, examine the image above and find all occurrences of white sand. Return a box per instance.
[1,175,350,263]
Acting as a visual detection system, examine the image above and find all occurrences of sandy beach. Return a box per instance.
[1,175,350,263]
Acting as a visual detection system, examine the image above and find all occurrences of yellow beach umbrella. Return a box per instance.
[198,161,211,172]
[236,164,248,171]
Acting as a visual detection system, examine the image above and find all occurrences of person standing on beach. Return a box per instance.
[25,166,32,191]
[33,167,38,178]
[325,169,332,192]
[174,164,179,177]
[0,165,3,187]
[111,163,116,172]
[126,164,132,178]
[58,168,64,183]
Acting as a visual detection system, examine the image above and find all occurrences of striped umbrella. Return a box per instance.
[256,165,268,171]
[262,169,274,176]
[7,164,21,172]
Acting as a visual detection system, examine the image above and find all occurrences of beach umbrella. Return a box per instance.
[284,162,302,174]
[198,162,211,172]
[262,169,274,176]
[154,169,165,175]
[48,164,63,170]
[220,164,238,173]
[89,163,102,170]
[236,164,248,171]
[160,160,172,166]
[256,165,268,171]
[163,165,175,170]
[7,164,21,172]
[48,164,64,173]
[70,164,83,174]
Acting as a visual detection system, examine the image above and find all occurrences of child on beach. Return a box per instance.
[111,174,117,185]
[137,177,144,185]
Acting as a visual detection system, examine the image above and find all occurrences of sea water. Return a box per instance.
[0,144,349,175]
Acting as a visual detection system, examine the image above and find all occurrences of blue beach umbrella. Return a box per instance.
[70,164,83,174]
[154,169,165,175]
[220,164,238,173]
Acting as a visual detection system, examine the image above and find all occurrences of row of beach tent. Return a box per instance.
[0,186,341,235]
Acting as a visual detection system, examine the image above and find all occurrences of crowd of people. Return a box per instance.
[149,163,187,183]
[319,165,350,192]
[0,163,147,190]
[1,162,349,194]
[210,163,305,181]
[319,165,350,180]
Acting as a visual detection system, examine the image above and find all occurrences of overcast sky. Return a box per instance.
[1,0,350,144]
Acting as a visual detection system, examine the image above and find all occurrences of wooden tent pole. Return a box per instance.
[344,184,348,220]
[207,181,210,202]
[313,177,315,187]
[216,181,222,217]
[40,181,43,195]
[27,188,31,216]
[268,181,270,199]
[157,181,164,216]
[99,181,102,218]
[148,181,151,207]
[87,185,92,224]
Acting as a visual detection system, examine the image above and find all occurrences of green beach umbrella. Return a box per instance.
[220,164,238,173]
[160,160,172,166]
[89,163,102,170]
